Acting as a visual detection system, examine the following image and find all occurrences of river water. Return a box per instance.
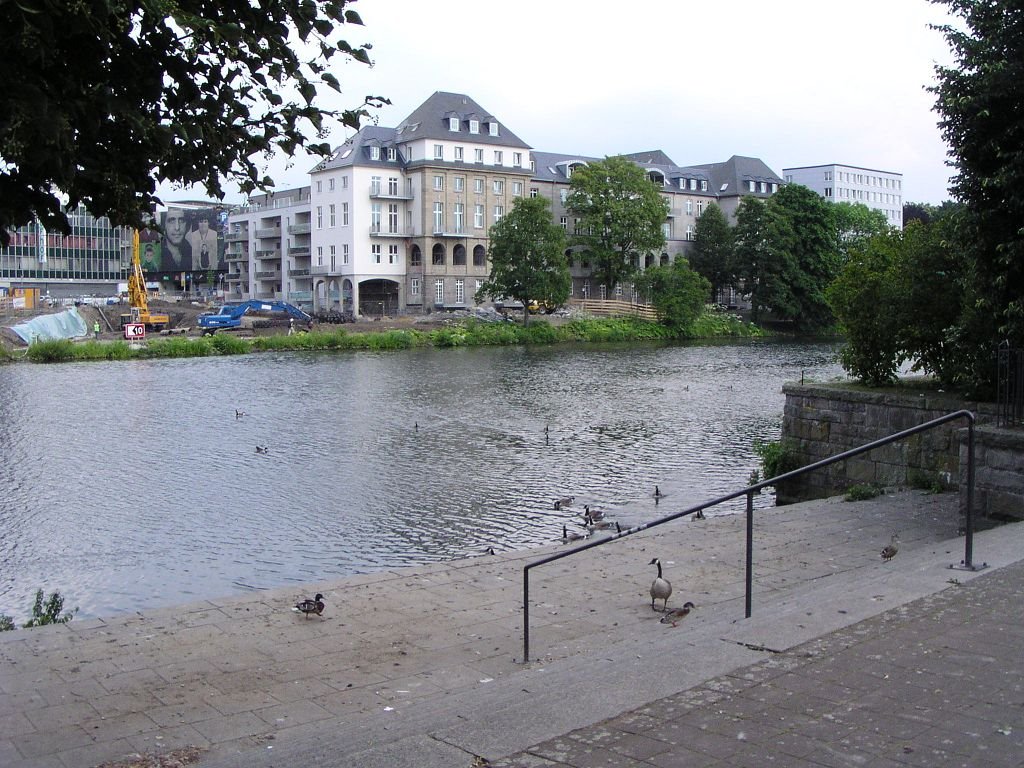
[0,339,843,619]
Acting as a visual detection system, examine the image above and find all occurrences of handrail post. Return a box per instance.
[522,567,531,663]
[745,490,754,619]
[965,419,975,569]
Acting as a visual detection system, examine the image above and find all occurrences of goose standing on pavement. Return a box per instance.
[649,558,672,611]
[881,532,900,561]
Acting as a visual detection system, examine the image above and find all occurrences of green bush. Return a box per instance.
[210,333,250,355]
[754,438,803,480]
[0,614,14,632]
[26,339,77,362]
[907,469,947,494]
[18,590,76,628]
[845,483,882,502]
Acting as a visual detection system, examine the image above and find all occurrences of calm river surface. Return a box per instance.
[0,339,843,619]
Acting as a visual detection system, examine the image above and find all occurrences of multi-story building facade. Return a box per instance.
[0,204,133,298]
[782,164,904,228]
[226,91,785,317]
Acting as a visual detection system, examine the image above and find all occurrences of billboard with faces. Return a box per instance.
[150,207,227,274]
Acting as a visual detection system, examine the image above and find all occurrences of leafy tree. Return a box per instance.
[830,202,890,262]
[1,1,385,246]
[566,156,668,294]
[931,0,1024,394]
[688,203,734,302]
[734,185,839,331]
[22,589,76,628]
[635,259,711,331]
[476,196,569,325]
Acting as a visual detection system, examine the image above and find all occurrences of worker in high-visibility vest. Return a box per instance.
[93,320,100,340]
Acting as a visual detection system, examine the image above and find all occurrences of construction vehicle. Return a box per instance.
[119,231,170,330]
[198,300,312,334]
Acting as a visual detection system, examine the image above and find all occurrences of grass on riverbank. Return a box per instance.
[21,310,764,363]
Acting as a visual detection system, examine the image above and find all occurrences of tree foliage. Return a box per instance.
[635,259,711,331]
[476,196,569,325]
[0,0,385,245]
[830,202,890,263]
[566,156,668,293]
[930,0,1024,394]
[687,203,734,301]
[733,185,838,331]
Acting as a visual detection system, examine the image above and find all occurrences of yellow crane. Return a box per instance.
[120,231,169,330]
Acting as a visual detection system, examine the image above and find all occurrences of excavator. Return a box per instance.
[119,230,169,330]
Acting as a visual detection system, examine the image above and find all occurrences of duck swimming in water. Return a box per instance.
[294,593,325,618]
[660,601,696,627]
[649,558,672,611]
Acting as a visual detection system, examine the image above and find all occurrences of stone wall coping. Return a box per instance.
[783,381,998,417]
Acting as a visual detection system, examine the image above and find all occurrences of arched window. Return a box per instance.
[660,252,670,266]
[432,243,446,266]
[410,245,422,267]
[645,254,655,268]
[453,244,466,266]
[472,244,486,267]
[565,249,574,268]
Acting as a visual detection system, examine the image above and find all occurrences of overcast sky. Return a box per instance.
[166,0,960,206]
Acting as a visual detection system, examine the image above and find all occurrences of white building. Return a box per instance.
[783,164,903,228]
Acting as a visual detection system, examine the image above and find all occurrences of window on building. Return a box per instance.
[411,277,420,296]
[697,200,705,216]
[560,216,568,231]
[433,175,444,191]
[343,244,349,264]
[316,245,323,265]
[388,177,399,195]
[686,200,693,215]
[489,122,498,136]
[512,181,523,196]
[748,180,756,192]
[449,117,459,131]
[474,178,484,194]
[453,244,466,266]
[410,245,422,266]
[560,189,568,204]
[513,152,522,167]
[388,204,399,233]
[474,148,484,163]
[494,150,503,165]
[387,147,396,161]
[689,179,698,190]
[662,222,671,239]
[329,204,336,227]
[493,179,504,195]
[469,119,479,134]
[372,244,381,264]
[454,176,465,192]
[433,144,443,160]
[454,146,464,162]
[316,206,323,228]
[342,175,348,189]
[435,278,445,303]
[455,278,465,303]
[370,203,381,233]
[530,187,538,198]
[370,146,380,160]
[329,178,335,191]
[370,175,381,195]
[433,202,444,233]
[686,224,694,240]
[453,203,464,233]
[342,202,349,226]
[316,180,322,193]
[700,180,707,191]
[474,204,484,228]
[473,244,486,266]
[388,244,398,264]
[494,205,504,223]
[330,244,336,271]
[824,187,833,197]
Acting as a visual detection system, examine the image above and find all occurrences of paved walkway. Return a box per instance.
[0,490,1020,767]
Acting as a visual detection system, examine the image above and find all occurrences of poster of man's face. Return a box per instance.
[157,207,225,272]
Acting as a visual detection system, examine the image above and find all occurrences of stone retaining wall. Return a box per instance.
[779,383,1022,520]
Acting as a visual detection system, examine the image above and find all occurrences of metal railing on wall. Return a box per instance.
[997,342,1023,427]
[521,410,981,662]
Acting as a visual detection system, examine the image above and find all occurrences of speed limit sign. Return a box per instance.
[124,323,146,340]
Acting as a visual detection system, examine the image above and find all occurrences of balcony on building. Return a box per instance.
[255,226,281,239]
[369,226,410,237]
[289,245,311,257]
[287,223,311,235]
[255,270,280,280]
[227,231,248,242]
[369,184,414,200]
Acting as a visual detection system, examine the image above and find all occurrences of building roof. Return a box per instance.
[783,162,902,176]
[692,155,784,197]
[395,91,531,149]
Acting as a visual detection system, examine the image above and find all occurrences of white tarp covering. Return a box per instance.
[10,307,89,344]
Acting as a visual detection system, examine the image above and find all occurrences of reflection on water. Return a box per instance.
[0,339,842,618]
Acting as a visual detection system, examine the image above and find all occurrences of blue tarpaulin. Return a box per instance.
[9,307,89,344]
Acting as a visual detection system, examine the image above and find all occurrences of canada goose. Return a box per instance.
[583,504,605,521]
[660,601,696,627]
[255,444,269,454]
[649,558,672,611]
[294,593,325,618]
[235,409,246,418]
[562,524,586,543]
[881,532,899,561]
[654,485,663,498]
[694,509,705,520]
[554,495,575,510]
[584,514,619,532]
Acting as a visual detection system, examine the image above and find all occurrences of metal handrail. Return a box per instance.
[521,409,978,662]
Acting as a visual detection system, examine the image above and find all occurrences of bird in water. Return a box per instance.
[584,514,619,533]
[294,593,325,618]
[660,601,696,627]
[693,509,706,520]
[255,444,269,454]
[583,504,605,522]
[235,409,246,419]
[562,524,586,543]
[554,495,575,510]
[881,532,900,561]
[649,558,672,611]
[654,486,664,498]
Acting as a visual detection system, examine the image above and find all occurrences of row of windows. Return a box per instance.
[803,170,902,191]
[446,116,500,136]
[432,175,524,196]
[432,145,524,167]
[823,187,902,205]
[432,202,503,232]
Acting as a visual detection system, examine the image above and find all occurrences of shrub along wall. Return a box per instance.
[778,383,1018,519]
